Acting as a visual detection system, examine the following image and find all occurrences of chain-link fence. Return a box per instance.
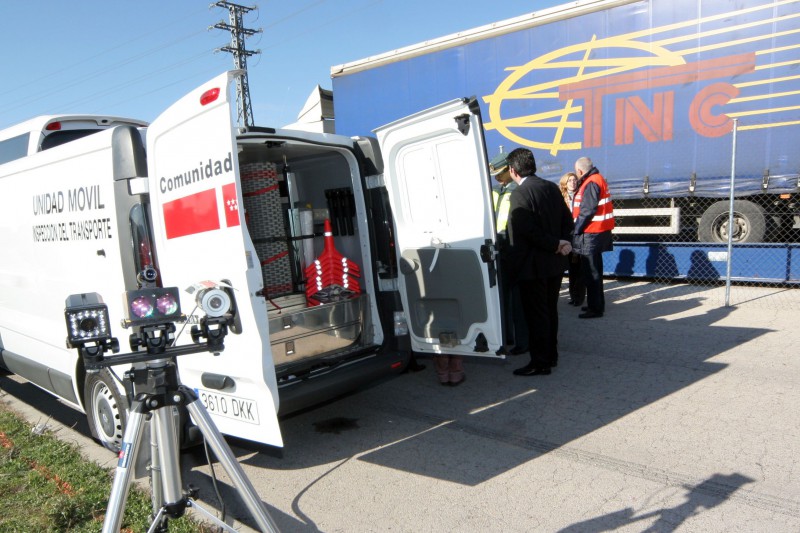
[603,122,800,310]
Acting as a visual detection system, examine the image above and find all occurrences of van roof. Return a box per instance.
[0,114,148,143]
[0,114,150,166]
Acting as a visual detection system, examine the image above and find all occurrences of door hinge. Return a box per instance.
[480,240,498,288]
[454,114,471,136]
[479,242,496,263]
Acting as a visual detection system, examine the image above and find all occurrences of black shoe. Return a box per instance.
[579,310,603,319]
[450,376,466,387]
[509,346,529,355]
[513,365,552,376]
[571,300,584,307]
[402,360,426,373]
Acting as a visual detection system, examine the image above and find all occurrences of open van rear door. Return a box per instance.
[375,98,503,357]
[146,71,282,447]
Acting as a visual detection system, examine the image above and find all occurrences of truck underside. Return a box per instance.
[613,193,799,244]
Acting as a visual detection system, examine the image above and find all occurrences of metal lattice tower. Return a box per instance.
[212,1,261,128]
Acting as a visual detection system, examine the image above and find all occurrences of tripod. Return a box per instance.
[102,356,279,533]
[72,313,280,533]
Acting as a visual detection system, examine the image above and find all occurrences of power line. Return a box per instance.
[260,0,382,52]
[56,51,217,115]
[98,68,228,120]
[0,2,355,128]
[262,0,326,30]
[0,5,211,100]
[0,31,214,117]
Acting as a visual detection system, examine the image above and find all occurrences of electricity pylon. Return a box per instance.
[212,1,261,128]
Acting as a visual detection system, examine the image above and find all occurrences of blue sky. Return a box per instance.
[0,1,565,130]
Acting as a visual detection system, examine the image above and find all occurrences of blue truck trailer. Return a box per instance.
[331,0,800,282]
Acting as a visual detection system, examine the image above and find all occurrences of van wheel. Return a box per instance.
[697,200,766,243]
[84,370,128,452]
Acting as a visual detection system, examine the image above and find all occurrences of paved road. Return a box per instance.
[2,281,799,532]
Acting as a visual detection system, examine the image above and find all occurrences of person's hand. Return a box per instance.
[557,240,572,255]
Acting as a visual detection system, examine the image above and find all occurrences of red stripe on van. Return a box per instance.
[163,189,220,239]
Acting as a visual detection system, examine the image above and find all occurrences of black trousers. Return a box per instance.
[567,253,585,304]
[518,274,562,368]
[580,252,605,313]
[500,259,529,348]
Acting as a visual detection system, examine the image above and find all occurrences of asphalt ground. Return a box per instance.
[2,280,799,532]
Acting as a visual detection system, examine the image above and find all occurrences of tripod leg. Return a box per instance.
[152,404,185,511]
[103,400,149,533]
[184,390,280,533]
[149,418,163,518]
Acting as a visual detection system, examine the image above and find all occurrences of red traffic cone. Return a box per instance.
[304,219,361,306]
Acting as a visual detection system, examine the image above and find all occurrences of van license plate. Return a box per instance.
[195,389,260,425]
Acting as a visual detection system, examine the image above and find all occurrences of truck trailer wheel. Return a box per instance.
[84,370,128,452]
[697,200,766,243]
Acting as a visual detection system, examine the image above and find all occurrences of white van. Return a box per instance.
[0,71,504,451]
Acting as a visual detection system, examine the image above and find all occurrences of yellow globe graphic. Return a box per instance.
[482,37,685,156]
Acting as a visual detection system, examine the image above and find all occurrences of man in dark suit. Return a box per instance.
[506,148,574,375]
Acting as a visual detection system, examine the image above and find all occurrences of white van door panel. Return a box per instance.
[0,134,127,408]
[375,99,503,357]
[147,71,282,447]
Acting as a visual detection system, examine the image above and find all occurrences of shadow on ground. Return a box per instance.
[0,281,781,532]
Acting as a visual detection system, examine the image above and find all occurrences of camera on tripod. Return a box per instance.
[64,292,120,368]
[64,272,238,370]
[185,280,239,347]
[62,270,278,532]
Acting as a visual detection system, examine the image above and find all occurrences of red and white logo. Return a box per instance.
[162,182,240,239]
[163,188,220,239]
[222,182,240,228]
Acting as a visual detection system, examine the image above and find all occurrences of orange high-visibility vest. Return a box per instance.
[573,173,615,233]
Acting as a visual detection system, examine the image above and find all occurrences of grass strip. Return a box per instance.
[0,402,212,532]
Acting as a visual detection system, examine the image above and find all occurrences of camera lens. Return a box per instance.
[156,293,179,316]
[79,316,98,332]
[141,267,158,283]
[197,288,231,318]
[208,295,224,311]
[130,296,154,319]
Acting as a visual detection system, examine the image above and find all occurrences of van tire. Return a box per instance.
[84,370,128,452]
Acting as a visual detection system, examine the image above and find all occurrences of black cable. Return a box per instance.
[203,435,228,529]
